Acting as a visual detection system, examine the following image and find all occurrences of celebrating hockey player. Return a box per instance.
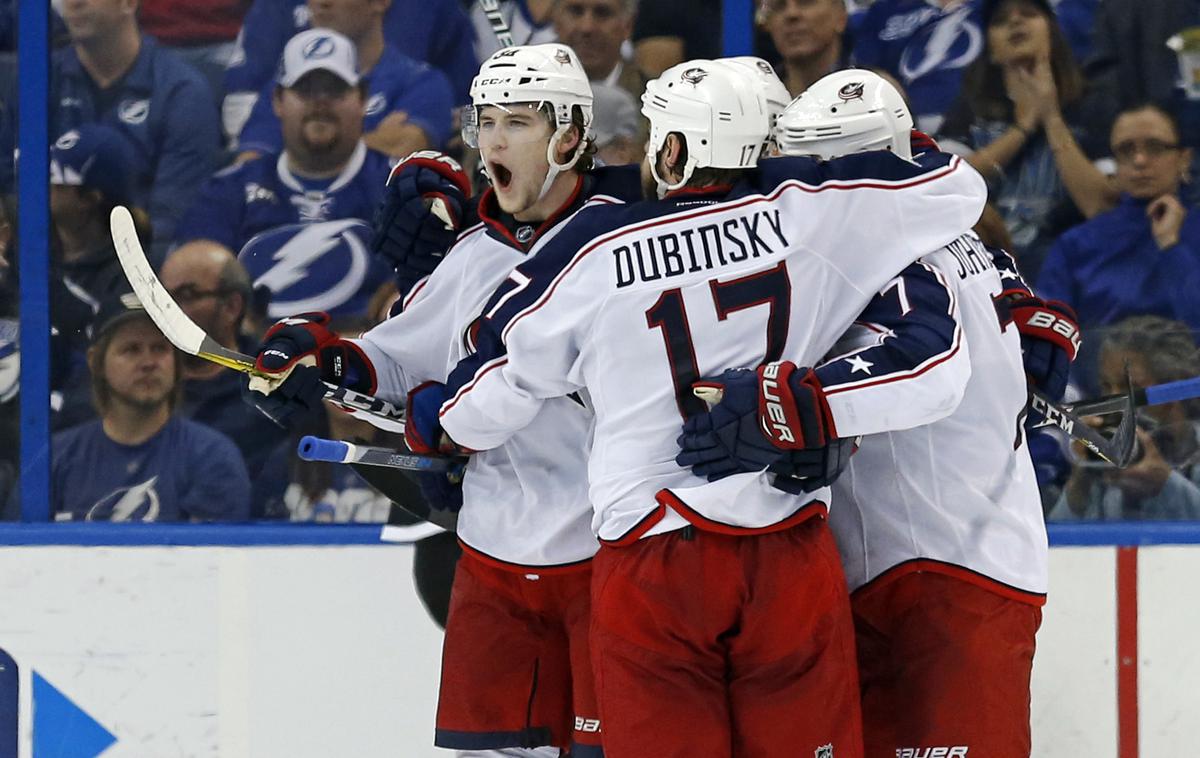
[411,60,986,756]
[244,43,643,758]
[676,69,1076,757]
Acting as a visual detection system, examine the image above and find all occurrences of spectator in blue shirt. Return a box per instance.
[237,14,453,159]
[53,0,221,258]
[49,293,251,522]
[160,241,291,493]
[851,0,984,133]
[1037,103,1200,392]
[175,30,391,321]
[221,0,475,141]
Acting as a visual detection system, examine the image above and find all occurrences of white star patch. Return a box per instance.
[999,267,1020,281]
[846,355,874,375]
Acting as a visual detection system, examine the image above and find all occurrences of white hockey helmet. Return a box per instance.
[463,43,595,200]
[716,56,791,129]
[641,60,770,198]
[774,68,913,161]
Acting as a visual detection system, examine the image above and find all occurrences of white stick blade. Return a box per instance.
[110,206,207,355]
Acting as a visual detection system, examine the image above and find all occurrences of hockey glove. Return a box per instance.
[244,313,376,427]
[371,151,471,296]
[1006,294,1081,402]
[677,368,785,480]
[405,381,471,457]
[768,435,860,494]
[910,129,940,156]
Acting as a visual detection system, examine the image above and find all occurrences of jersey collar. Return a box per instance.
[477,173,587,252]
[277,141,367,194]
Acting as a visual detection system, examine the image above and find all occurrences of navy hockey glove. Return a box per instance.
[404,381,472,457]
[767,435,860,494]
[676,369,784,480]
[1007,294,1081,402]
[371,151,471,296]
[244,313,376,427]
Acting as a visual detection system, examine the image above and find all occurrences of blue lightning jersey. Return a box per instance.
[175,142,392,254]
[51,416,251,522]
[237,44,454,154]
[852,0,985,132]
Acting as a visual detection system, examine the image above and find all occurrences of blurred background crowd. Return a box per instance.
[3,0,1200,525]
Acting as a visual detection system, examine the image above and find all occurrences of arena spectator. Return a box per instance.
[938,0,1111,277]
[53,0,221,258]
[470,0,557,62]
[1049,316,1200,521]
[631,0,720,77]
[138,0,251,107]
[176,30,391,321]
[221,0,475,141]
[44,293,251,522]
[50,125,147,309]
[852,0,984,133]
[1037,103,1200,392]
[553,0,647,160]
[159,242,291,489]
[757,0,849,97]
[236,14,453,158]
[1083,0,1200,147]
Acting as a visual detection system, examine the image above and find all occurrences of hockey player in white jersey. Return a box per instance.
[676,69,1079,757]
[245,43,646,758]
[409,61,986,756]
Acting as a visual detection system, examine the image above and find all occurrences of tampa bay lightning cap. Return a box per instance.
[89,291,152,344]
[278,28,360,88]
[50,124,139,205]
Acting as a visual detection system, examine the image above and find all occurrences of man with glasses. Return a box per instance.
[159,242,290,505]
[175,29,391,324]
[1037,102,1200,394]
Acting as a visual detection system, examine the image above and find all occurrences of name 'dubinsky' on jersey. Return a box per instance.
[612,208,788,288]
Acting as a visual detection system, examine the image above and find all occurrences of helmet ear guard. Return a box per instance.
[773,68,914,162]
[640,60,771,198]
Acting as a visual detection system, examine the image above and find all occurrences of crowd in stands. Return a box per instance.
[3,0,1200,525]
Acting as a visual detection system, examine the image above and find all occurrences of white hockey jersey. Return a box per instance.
[440,152,988,544]
[821,233,1048,601]
[355,171,638,568]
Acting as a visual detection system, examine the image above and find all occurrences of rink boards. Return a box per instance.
[0,523,1195,758]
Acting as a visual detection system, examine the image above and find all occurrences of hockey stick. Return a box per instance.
[1069,375,1200,417]
[110,206,408,435]
[297,436,462,531]
[297,435,457,472]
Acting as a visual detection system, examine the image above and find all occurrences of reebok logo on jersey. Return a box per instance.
[896,747,968,757]
[759,363,795,445]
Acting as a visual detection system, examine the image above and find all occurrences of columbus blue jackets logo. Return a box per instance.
[837,82,865,101]
[554,49,572,66]
[755,60,774,76]
[239,219,389,319]
[681,67,708,85]
[118,99,150,125]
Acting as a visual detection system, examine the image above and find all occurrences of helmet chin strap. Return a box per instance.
[536,124,583,204]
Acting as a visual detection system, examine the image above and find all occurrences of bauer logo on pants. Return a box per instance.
[815,744,833,758]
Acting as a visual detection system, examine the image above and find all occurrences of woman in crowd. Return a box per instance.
[938,0,1112,277]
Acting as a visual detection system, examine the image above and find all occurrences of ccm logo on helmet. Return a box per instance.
[760,363,795,445]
